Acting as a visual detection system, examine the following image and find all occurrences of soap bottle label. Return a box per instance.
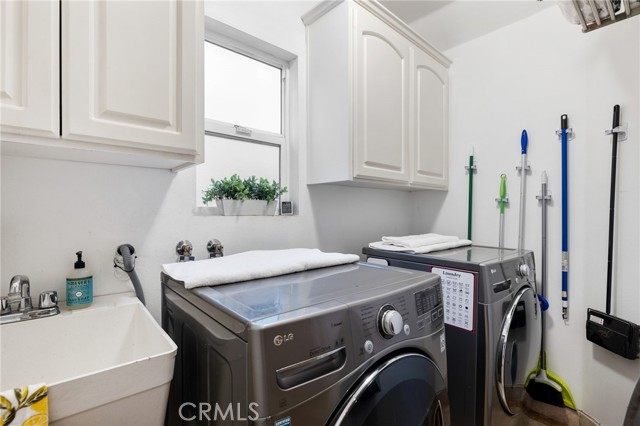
[66,277,93,306]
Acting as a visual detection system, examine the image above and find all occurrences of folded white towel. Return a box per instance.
[162,248,360,289]
[381,233,459,248]
[369,239,472,254]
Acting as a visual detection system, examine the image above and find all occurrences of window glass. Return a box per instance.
[204,41,282,134]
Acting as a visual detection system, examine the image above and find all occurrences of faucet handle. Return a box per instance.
[39,291,58,309]
[0,297,10,315]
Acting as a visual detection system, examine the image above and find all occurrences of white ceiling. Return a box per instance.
[380,0,555,51]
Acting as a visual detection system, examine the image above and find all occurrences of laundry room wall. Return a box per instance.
[0,1,413,326]
[410,7,640,425]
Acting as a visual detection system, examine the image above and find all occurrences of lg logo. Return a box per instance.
[274,333,294,346]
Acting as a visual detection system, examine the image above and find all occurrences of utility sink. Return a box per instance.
[0,293,177,425]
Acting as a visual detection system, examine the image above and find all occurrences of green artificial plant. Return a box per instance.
[202,174,288,205]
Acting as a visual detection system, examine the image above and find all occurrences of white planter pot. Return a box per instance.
[215,199,277,216]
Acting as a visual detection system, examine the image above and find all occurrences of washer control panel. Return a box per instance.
[350,278,443,361]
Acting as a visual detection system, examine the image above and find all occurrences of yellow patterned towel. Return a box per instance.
[0,384,48,426]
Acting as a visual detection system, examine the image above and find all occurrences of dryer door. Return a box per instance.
[329,352,449,426]
[495,284,542,415]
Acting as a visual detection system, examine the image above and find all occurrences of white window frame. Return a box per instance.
[199,18,296,216]
[204,19,292,172]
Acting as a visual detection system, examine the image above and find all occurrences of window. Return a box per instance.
[196,18,296,212]
[204,42,282,135]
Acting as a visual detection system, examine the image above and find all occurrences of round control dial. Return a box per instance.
[517,263,530,278]
[377,305,404,339]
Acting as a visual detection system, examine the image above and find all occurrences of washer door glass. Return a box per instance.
[329,353,448,426]
[495,284,542,415]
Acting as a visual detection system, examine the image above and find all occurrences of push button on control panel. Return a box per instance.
[364,340,374,354]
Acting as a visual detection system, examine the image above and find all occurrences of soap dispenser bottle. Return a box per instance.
[66,251,93,309]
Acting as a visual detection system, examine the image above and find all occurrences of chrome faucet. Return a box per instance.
[1,275,59,325]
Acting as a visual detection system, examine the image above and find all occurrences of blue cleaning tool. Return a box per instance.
[561,115,569,320]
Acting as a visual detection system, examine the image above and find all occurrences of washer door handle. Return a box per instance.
[276,347,346,390]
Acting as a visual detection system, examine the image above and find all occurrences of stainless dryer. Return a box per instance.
[162,262,449,426]
[363,246,542,426]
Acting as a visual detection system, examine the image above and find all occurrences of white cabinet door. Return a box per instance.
[62,0,202,155]
[0,0,59,138]
[353,5,410,183]
[411,46,448,189]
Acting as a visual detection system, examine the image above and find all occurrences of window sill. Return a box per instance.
[192,206,295,217]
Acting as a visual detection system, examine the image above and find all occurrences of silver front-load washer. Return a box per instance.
[363,246,542,426]
[162,262,449,426]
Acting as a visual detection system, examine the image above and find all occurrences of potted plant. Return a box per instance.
[202,174,288,216]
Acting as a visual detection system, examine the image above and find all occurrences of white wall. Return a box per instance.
[411,7,640,425]
[0,1,413,325]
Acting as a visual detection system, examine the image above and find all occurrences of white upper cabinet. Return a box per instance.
[62,0,200,156]
[411,46,449,188]
[0,0,203,170]
[0,0,59,138]
[304,0,450,190]
[353,5,410,182]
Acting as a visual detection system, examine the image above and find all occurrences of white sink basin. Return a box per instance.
[0,293,177,425]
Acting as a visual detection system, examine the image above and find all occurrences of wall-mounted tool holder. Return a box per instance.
[555,127,575,141]
[536,189,552,202]
[516,161,531,174]
[464,160,477,174]
[605,122,628,142]
[176,240,195,262]
[207,239,224,258]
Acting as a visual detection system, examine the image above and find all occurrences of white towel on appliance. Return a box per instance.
[381,233,459,249]
[369,239,472,254]
[162,248,360,289]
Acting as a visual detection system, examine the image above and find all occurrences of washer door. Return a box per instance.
[495,284,541,416]
[329,353,448,426]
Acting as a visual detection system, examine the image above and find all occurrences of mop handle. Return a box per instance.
[518,130,528,252]
[541,172,549,307]
[561,114,569,320]
[468,151,474,241]
[606,105,620,315]
[499,174,507,249]
[500,174,507,213]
